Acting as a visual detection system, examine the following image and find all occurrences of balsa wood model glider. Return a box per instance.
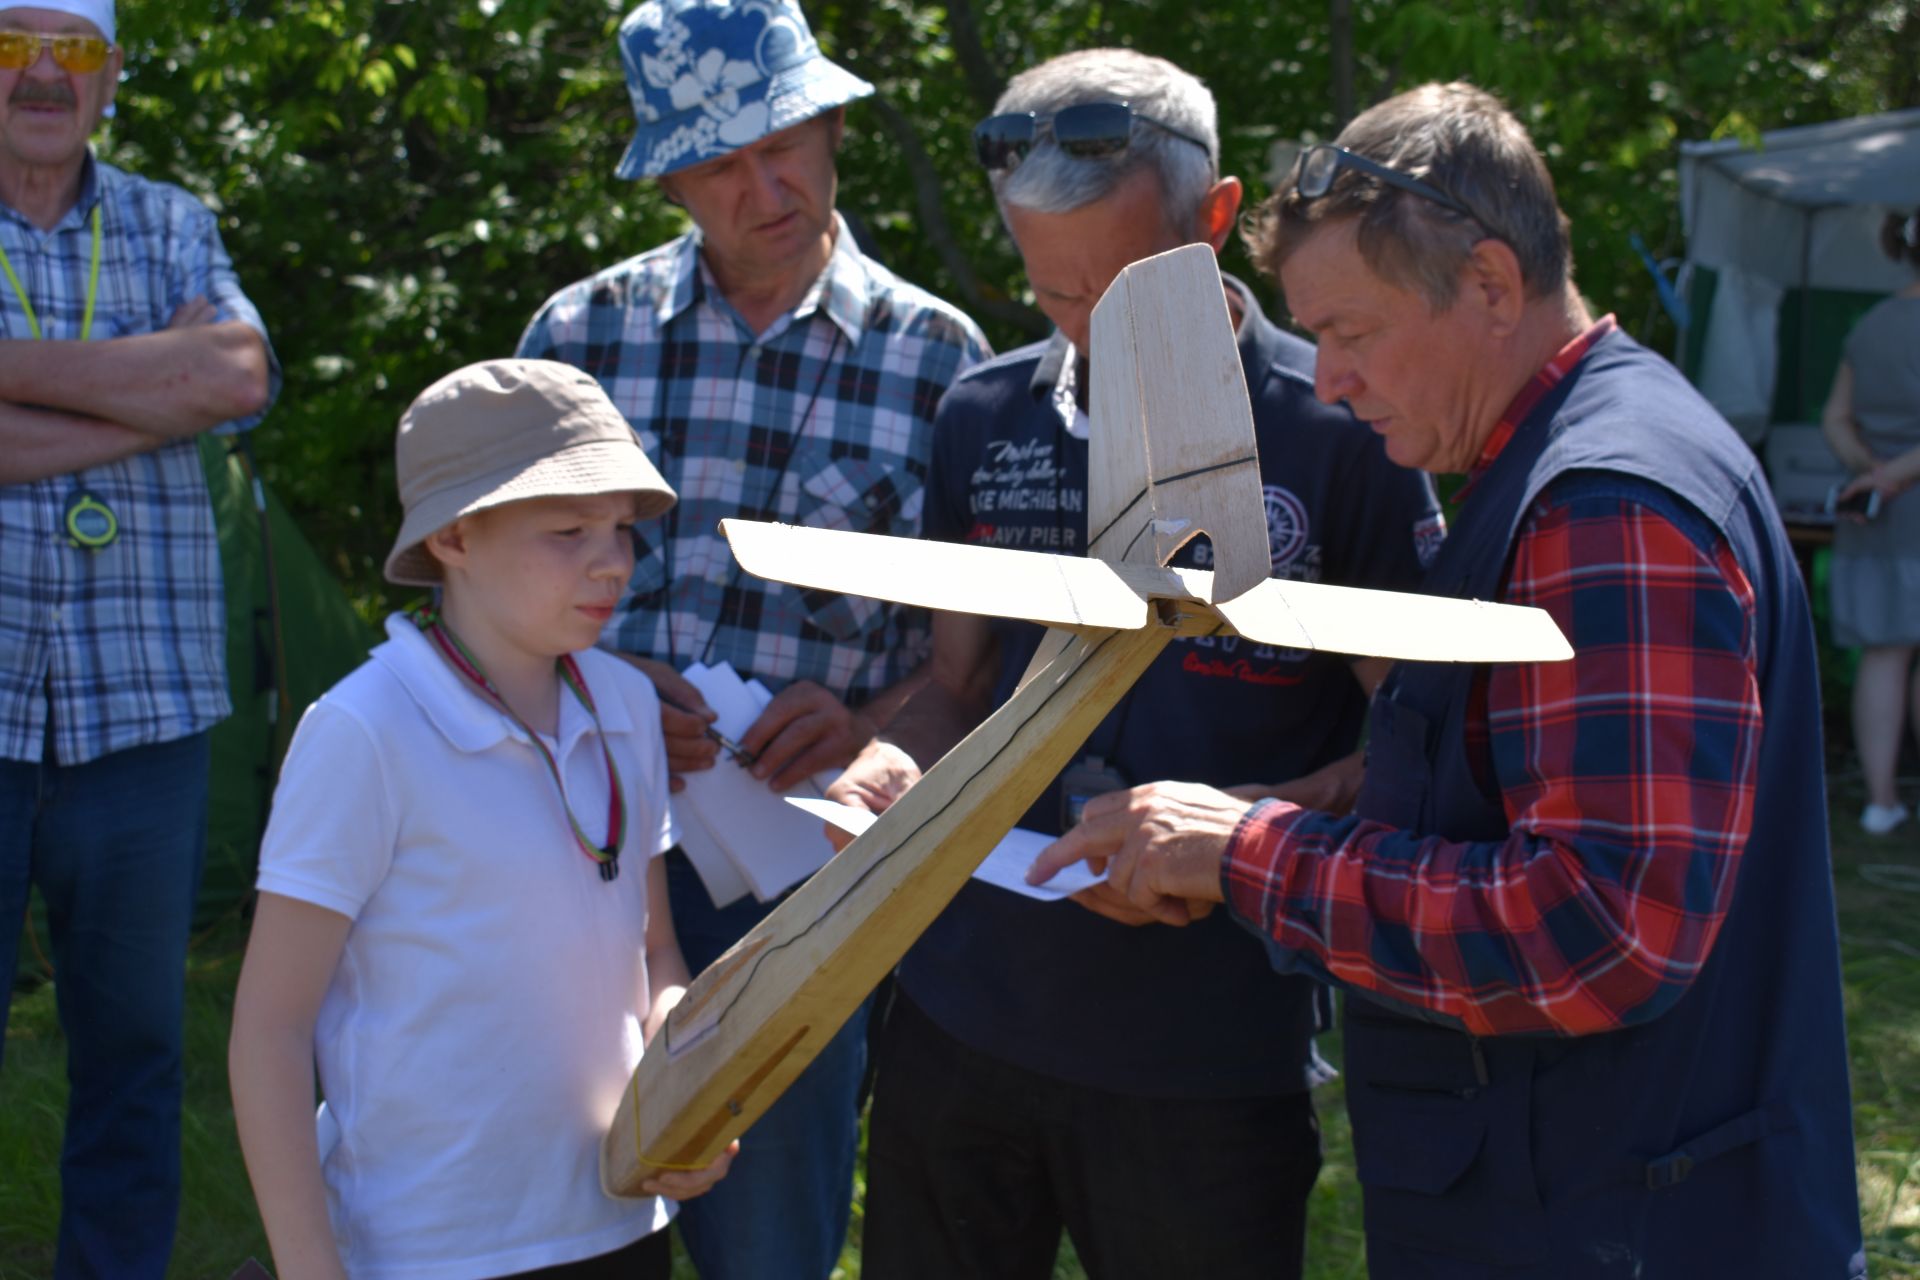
[602,243,1573,1192]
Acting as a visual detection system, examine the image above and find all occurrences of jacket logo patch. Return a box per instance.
[1414,512,1446,569]
[1264,485,1310,570]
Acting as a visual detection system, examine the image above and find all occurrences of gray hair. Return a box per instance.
[1243,82,1572,310]
[991,49,1219,231]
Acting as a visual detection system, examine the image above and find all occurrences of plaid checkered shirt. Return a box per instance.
[0,156,278,766]
[517,216,990,702]
[1223,318,1766,1036]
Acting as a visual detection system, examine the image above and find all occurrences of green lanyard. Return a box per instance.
[0,201,101,341]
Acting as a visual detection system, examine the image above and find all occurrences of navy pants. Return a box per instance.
[0,732,211,1280]
[664,850,869,1280]
[863,992,1322,1280]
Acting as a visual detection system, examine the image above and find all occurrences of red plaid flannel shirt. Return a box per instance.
[1223,317,1764,1036]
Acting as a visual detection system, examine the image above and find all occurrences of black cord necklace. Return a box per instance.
[655,318,845,671]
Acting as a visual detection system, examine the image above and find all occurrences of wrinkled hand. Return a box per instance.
[167,296,218,329]
[820,740,921,851]
[636,1139,739,1201]
[1067,879,1165,927]
[1225,751,1364,817]
[1029,782,1256,927]
[622,654,719,790]
[741,680,877,793]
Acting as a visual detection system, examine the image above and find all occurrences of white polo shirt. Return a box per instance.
[257,614,678,1280]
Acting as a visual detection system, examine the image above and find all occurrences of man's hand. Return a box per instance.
[636,1139,740,1201]
[1029,782,1258,927]
[1066,880,1166,927]
[623,655,720,790]
[740,680,877,792]
[1225,750,1365,816]
[169,295,219,329]
[820,740,923,851]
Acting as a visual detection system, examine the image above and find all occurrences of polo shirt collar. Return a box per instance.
[372,613,635,757]
[666,212,869,346]
[1026,270,1276,418]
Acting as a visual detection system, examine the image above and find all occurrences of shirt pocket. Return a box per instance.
[792,455,918,643]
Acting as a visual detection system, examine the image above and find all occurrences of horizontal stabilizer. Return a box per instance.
[720,520,1149,631]
[722,520,1572,664]
[1210,575,1574,663]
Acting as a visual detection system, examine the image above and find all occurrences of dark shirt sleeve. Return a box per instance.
[922,376,981,546]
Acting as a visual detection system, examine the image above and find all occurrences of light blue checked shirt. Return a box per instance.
[518,216,989,704]
[0,155,279,765]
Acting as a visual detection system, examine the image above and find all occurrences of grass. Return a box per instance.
[3,764,1914,1280]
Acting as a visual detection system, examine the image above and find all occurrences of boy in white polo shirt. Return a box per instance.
[229,359,734,1280]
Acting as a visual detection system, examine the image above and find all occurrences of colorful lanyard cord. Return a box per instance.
[0,201,102,341]
[410,606,627,881]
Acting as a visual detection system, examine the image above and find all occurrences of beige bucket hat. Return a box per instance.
[383,359,677,587]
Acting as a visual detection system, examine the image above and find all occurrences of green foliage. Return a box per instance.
[87,0,1917,615]
[102,0,688,608]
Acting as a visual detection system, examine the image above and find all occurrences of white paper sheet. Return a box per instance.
[672,663,837,904]
[784,798,1105,902]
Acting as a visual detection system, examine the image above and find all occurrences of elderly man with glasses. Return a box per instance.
[0,2,278,1276]
[828,48,1441,1280]
[1034,81,1866,1278]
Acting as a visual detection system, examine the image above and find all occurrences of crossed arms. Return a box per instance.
[0,295,270,484]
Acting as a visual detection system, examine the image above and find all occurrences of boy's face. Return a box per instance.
[436,492,638,659]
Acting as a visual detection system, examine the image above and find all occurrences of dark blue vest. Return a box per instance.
[1346,331,1864,1277]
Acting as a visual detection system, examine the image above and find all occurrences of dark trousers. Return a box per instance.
[498,1227,672,1279]
[862,993,1321,1280]
[0,732,211,1280]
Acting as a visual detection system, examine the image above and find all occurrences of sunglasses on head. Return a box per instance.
[1292,144,1476,222]
[0,30,112,74]
[973,101,1211,173]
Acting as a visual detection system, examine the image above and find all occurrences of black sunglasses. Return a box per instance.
[1292,144,1477,222]
[973,101,1211,172]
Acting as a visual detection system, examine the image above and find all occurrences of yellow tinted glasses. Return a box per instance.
[0,30,112,73]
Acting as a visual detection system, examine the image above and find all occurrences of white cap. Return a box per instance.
[3,1,115,42]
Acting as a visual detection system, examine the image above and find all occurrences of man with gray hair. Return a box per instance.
[829,48,1440,1279]
[1034,81,1865,1277]
[0,2,277,1275]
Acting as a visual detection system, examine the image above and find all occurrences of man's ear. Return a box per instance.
[1195,177,1244,253]
[824,105,847,152]
[1463,238,1527,337]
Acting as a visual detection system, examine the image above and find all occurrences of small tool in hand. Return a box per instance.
[658,693,759,767]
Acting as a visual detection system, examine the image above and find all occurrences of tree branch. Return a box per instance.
[863,92,1047,339]
[1329,0,1354,127]
[945,0,1006,112]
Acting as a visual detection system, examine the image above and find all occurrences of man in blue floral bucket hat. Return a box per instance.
[518,2,989,1276]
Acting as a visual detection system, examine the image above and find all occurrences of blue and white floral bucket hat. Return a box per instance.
[616,0,874,180]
